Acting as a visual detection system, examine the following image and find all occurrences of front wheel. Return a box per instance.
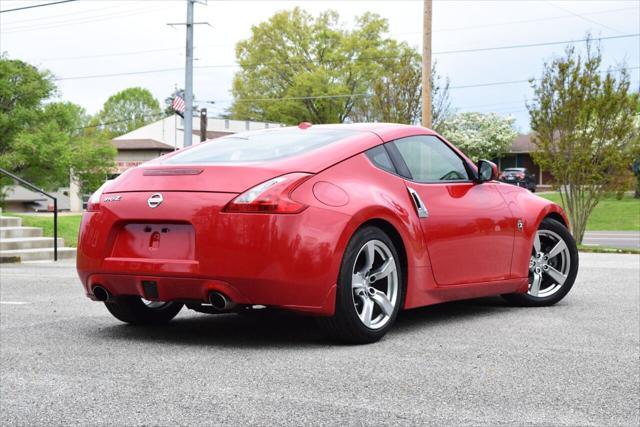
[502,218,578,306]
[104,297,183,324]
[317,226,404,344]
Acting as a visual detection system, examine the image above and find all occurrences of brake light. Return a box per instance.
[223,173,312,213]
[516,173,525,179]
[86,181,111,212]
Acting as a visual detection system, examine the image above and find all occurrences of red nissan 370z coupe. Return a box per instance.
[77,123,579,343]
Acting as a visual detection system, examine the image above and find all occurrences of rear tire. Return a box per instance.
[317,226,404,344]
[104,297,183,324]
[502,218,578,307]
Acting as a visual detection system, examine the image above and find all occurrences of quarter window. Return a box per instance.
[392,135,469,182]
[365,145,396,174]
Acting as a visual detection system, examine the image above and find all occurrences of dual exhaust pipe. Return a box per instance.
[92,285,112,302]
[92,285,235,311]
[208,291,235,311]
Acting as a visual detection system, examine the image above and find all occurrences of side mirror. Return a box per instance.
[476,159,499,183]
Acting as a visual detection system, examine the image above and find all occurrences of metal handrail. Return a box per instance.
[0,167,58,261]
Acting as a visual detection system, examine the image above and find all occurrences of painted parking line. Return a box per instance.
[0,301,31,305]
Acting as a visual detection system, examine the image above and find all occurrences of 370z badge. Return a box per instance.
[102,195,121,202]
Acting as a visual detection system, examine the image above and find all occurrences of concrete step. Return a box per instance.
[0,227,43,238]
[0,247,76,262]
[0,216,22,227]
[0,237,65,251]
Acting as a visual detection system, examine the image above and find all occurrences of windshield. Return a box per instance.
[164,128,359,164]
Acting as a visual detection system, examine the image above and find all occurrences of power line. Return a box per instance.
[0,0,78,14]
[207,66,639,104]
[22,7,638,62]
[544,1,625,35]
[74,114,172,132]
[427,6,637,34]
[1,4,170,33]
[53,34,639,82]
[434,34,637,55]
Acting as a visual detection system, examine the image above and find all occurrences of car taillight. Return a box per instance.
[516,173,525,179]
[86,181,111,212]
[223,173,312,214]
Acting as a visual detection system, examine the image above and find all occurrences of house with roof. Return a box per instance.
[110,116,283,174]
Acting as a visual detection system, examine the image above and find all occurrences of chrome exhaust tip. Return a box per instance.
[208,292,235,310]
[92,285,111,302]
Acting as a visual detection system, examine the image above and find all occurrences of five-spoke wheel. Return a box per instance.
[528,229,571,298]
[503,218,578,307]
[318,226,404,343]
[351,240,399,330]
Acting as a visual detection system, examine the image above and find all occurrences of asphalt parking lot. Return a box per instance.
[1,253,638,426]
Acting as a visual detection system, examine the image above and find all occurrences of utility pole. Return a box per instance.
[422,0,432,128]
[167,1,209,147]
[184,0,195,147]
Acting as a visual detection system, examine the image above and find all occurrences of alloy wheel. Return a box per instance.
[529,229,572,298]
[351,240,399,330]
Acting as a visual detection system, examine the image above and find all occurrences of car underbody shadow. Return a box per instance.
[90,296,517,348]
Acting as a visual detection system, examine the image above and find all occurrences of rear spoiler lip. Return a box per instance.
[142,168,203,176]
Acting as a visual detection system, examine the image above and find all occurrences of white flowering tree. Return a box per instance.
[439,112,516,161]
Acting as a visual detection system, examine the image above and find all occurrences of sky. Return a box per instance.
[1,0,639,132]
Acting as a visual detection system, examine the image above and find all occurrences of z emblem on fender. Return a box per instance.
[517,219,524,231]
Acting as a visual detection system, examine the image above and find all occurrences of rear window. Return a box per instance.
[164,128,358,164]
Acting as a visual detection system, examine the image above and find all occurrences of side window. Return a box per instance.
[365,145,396,174]
[392,135,469,182]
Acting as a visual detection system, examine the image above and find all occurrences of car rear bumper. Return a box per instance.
[76,192,350,315]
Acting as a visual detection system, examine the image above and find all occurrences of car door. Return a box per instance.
[387,134,515,286]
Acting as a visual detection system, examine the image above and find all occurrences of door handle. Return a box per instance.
[407,187,429,218]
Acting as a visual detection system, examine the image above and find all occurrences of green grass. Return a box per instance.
[8,213,82,247]
[540,193,640,231]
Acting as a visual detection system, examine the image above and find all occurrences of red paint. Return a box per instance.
[77,124,566,315]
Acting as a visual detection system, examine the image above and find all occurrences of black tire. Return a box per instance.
[502,218,578,307]
[104,296,183,325]
[317,226,404,344]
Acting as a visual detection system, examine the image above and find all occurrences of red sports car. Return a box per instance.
[77,123,579,343]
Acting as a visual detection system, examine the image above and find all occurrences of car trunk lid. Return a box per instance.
[104,164,291,194]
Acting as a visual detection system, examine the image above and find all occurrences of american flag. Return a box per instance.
[172,91,186,117]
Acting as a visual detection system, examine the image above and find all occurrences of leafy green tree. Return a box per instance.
[230,8,451,128]
[0,56,56,156]
[439,112,516,161]
[71,132,116,194]
[1,101,116,192]
[231,9,405,124]
[527,39,639,243]
[0,57,116,196]
[96,87,161,137]
[352,55,451,129]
